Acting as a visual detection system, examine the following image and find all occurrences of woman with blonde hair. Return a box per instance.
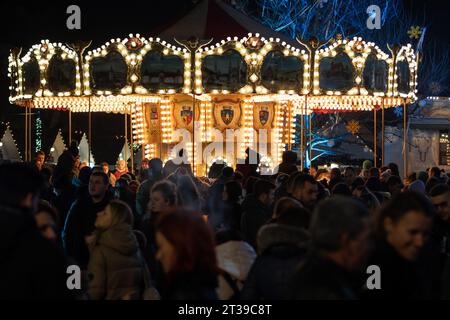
[87,200,151,300]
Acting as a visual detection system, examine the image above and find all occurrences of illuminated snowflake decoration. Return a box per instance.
[346,120,360,135]
[407,26,422,39]
[429,82,442,95]
[393,106,403,118]
[318,0,329,8]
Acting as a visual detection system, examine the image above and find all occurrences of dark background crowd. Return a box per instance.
[1,142,450,300]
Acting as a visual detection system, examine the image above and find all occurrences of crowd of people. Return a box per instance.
[1,144,450,300]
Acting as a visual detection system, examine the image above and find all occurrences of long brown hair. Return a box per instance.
[155,208,218,281]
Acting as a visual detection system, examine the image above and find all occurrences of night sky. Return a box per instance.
[0,0,448,162]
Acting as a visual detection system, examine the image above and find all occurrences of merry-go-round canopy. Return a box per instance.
[8,33,418,115]
[7,33,419,172]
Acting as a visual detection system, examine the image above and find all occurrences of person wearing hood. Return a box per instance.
[87,200,150,300]
[215,229,256,300]
[241,207,310,300]
[0,163,74,299]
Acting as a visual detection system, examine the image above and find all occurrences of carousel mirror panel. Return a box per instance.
[363,53,388,93]
[90,51,128,91]
[48,55,77,93]
[22,57,40,95]
[319,50,355,92]
[261,51,303,92]
[140,51,184,92]
[202,50,247,92]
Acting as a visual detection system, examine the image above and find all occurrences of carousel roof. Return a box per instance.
[8,33,418,114]
[157,0,295,44]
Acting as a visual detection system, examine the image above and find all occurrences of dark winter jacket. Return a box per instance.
[162,271,218,300]
[362,239,429,299]
[291,251,359,300]
[0,204,74,299]
[241,223,309,300]
[421,217,450,299]
[221,201,242,231]
[206,177,229,229]
[53,184,77,229]
[135,174,163,218]
[240,198,272,249]
[62,193,113,268]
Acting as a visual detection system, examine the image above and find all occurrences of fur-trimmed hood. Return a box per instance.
[257,223,310,255]
[216,240,256,281]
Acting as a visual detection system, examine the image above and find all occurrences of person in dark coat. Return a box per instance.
[275,151,298,176]
[428,184,450,298]
[138,180,178,290]
[362,192,435,299]
[328,168,343,191]
[155,209,218,300]
[241,180,276,249]
[52,141,80,228]
[221,180,243,231]
[62,171,113,269]
[207,166,234,230]
[0,163,74,299]
[135,158,164,218]
[291,174,319,211]
[291,197,371,300]
[241,207,310,300]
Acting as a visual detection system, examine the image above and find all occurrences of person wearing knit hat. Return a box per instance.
[362,160,373,170]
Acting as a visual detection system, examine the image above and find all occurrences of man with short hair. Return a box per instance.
[386,175,403,197]
[310,163,318,179]
[292,174,319,211]
[101,161,116,186]
[429,184,450,298]
[241,179,276,249]
[62,171,112,268]
[0,163,73,299]
[344,167,356,186]
[34,150,46,171]
[291,197,370,299]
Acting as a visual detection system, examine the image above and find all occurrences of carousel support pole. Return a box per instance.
[24,104,28,161]
[192,94,195,174]
[373,107,377,168]
[129,106,134,174]
[381,101,385,167]
[287,102,292,151]
[403,99,407,179]
[29,104,32,160]
[300,103,304,171]
[124,111,128,165]
[88,97,92,166]
[309,112,312,166]
[69,109,72,145]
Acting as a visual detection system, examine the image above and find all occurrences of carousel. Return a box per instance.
[8,32,418,176]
